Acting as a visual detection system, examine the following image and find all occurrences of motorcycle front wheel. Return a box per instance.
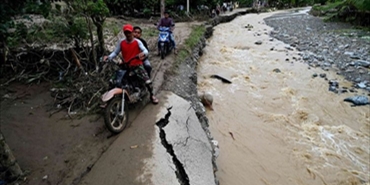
[104,96,129,134]
[160,46,165,59]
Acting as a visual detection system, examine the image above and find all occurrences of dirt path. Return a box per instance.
[0,20,197,185]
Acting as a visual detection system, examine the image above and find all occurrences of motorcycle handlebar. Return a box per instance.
[101,55,139,66]
[158,26,168,29]
[125,55,140,64]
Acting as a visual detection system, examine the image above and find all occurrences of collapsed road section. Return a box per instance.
[147,92,216,185]
[156,106,190,185]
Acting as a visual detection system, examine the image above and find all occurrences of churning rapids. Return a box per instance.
[197,9,369,185]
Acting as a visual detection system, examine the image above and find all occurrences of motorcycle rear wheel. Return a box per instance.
[104,96,129,134]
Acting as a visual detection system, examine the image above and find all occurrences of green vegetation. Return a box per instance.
[312,1,343,11]
[328,28,370,42]
[142,28,158,38]
[185,26,206,48]
[0,0,110,75]
[63,0,110,65]
[103,0,217,17]
[174,52,188,69]
[2,0,369,52]
[1,0,369,81]
[311,0,370,26]
[174,25,206,68]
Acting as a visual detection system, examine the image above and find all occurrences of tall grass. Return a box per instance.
[175,25,206,65]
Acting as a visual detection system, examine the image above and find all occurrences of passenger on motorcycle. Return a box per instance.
[133,26,152,78]
[157,11,177,54]
[104,24,159,104]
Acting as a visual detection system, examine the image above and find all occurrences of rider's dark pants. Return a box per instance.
[131,65,153,96]
[143,63,152,78]
[145,83,154,97]
[170,33,176,49]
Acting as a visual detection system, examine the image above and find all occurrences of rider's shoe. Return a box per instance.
[100,103,107,108]
[151,96,159,104]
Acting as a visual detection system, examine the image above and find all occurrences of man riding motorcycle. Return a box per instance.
[157,11,177,55]
[104,24,159,104]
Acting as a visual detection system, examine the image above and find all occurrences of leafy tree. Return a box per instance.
[238,0,255,7]
[347,0,370,11]
[65,0,109,69]
[1,1,24,52]
[0,0,52,68]
[87,0,110,54]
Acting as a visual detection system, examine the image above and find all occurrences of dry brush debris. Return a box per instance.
[1,46,120,116]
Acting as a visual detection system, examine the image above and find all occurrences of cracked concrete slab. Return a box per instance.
[79,92,179,185]
[79,91,215,185]
[156,91,216,185]
[137,126,180,185]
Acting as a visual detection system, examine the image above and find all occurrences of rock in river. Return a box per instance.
[343,95,370,106]
[210,74,232,84]
[199,92,214,110]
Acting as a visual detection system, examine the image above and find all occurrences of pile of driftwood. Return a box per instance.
[2,47,120,116]
[1,25,161,116]
[51,48,113,116]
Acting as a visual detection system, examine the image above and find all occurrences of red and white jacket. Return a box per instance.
[108,38,148,67]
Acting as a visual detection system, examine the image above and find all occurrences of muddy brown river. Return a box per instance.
[197,10,369,185]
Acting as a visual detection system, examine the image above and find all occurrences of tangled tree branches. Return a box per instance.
[2,48,67,85]
[49,52,120,117]
[50,64,115,117]
[1,46,121,117]
[2,47,91,84]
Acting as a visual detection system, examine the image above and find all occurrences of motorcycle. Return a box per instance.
[101,56,148,134]
[157,26,174,59]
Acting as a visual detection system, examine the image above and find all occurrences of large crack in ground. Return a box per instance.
[156,106,190,185]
